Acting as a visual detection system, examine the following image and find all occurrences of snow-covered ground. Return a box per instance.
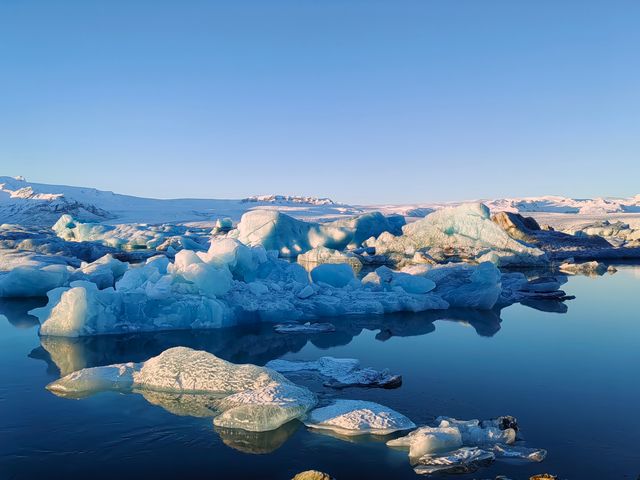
[3,175,640,227]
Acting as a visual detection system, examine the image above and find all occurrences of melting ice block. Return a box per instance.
[304,399,415,436]
[267,357,401,388]
[47,347,317,432]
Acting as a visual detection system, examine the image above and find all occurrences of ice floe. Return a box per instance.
[304,399,416,436]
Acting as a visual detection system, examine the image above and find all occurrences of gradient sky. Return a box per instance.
[1,0,638,204]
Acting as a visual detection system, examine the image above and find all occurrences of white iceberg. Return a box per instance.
[304,399,415,436]
[234,210,403,257]
[47,346,317,432]
[371,203,547,266]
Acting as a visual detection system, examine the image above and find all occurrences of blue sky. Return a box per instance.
[1,0,638,203]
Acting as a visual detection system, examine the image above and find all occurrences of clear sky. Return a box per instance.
[1,0,638,204]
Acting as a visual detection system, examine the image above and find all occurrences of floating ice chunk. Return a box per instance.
[46,362,137,396]
[436,416,517,445]
[213,381,316,432]
[559,260,608,276]
[491,444,547,462]
[47,347,317,432]
[386,426,463,458]
[267,356,401,388]
[373,203,547,266]
[304,399,415,436]
[310,264,355,288]
[413,446,495,475]
[297,246,363,273]
[273,322,336,334]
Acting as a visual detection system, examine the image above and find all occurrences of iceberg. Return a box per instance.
[266,357,402,388]
[52,214,208,252]
[47,346,317,432]
[304,399,416,436]
[234,210,404,257]
[371,203,547,266]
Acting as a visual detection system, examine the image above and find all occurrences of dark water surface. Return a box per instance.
[1,266,639,479]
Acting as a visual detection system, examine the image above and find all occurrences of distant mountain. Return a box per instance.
[241,195,336,206]
[485,195,640,215]
[1,175,638,226]
[0,177,361,226]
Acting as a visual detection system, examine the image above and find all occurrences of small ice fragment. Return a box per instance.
[491,444,547,462]
[273,323,336,334]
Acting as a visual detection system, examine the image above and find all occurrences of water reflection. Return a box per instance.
[31,308,508,379]
[0,297,45,329]
[215,422,301,454]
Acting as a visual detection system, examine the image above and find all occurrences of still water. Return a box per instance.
[1,266,639,479]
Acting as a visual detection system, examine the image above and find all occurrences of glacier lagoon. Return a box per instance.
[1,264,639,479]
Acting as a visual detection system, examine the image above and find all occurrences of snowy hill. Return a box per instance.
[0,176,363,226]
[484,195,640,215]
[2,175,639,226]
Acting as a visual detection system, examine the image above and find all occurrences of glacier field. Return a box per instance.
[2,182,640,478]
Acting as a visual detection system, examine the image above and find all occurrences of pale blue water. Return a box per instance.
[1,266,639,479]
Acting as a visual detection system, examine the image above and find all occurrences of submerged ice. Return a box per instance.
[266,356,402,388]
